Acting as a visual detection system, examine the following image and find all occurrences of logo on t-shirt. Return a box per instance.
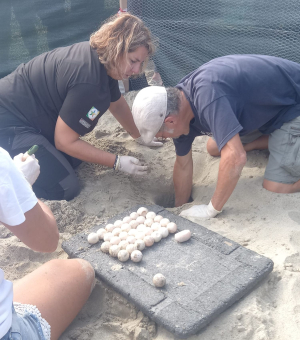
[79,118,91,129]
[86,106,100,121]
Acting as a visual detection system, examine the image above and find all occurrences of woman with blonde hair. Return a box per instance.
[0,13,160,201]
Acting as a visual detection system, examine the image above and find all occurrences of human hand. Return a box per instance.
[179,201,222,219]
[118,156,148,175]
[135,136,163,147]
[13,153,40,185]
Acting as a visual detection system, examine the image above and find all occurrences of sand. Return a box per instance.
[1,91,300,340]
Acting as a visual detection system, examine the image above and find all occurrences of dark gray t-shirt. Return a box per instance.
[0,42,121,145]
[174,55,300,156]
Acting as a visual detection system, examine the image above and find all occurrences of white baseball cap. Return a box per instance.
[132,86,167,144]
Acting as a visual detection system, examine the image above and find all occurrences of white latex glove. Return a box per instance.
[13,153,40,185]
[118,156,148,175]
[180,201,222,219]
[135,136,163,147]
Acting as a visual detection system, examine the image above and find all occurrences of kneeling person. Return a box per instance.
[132,55,300,218]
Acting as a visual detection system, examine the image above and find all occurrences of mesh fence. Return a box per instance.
[0,0,118,78]
[1,0,300,88]
[129,0,300,87]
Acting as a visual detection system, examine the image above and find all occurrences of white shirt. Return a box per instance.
[0,148,37,338]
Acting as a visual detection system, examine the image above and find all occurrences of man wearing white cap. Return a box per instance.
[132,55,300,218]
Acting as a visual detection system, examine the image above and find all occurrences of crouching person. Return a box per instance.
[0,147,95,340]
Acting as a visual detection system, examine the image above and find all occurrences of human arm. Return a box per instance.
[180,134,246,218]
[173,149,193,207]
[1,150,59,252]
[55,116,147,174]
[210,134,247,210]
[55,116,116,167]
[3,200,59,253]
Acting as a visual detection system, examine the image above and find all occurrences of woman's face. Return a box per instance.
[108,46,149,80]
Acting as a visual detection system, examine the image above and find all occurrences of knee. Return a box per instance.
[63,176,80,201]
[206,138,220,157]
[46,259,95,290]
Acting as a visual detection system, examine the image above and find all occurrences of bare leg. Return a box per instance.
[13,259,95,340]
[263,178,300,193]
[243,135,269,152]
[207,135,269,157]
[206,137,221,156]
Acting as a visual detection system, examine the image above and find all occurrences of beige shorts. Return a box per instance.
[265,116,300,184]
[212,130,264,145]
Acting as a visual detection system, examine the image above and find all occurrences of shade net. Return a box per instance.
[128,0,300,87]
[0,0,118,79]
[1,0,300,88]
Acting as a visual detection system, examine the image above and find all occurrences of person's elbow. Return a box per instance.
[54,135,67,153]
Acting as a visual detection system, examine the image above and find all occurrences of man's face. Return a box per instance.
[155,116,190,140]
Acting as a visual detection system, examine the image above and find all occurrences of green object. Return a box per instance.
[27,145,39,155]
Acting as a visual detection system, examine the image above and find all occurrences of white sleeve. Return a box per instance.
[0,150,38,226]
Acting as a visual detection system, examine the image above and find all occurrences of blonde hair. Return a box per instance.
[90,13,156,77]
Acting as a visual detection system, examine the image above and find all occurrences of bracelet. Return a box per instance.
[118,7,127,12]
[113,155,121,170]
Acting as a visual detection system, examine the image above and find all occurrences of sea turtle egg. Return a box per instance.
[96,228,107,239]
[136,216,146,224]
[122,216,132,223]
[131,250,143,262]
[105,223,115,232]
[146,211,156,219]
[112,227,121,236]
[130,212,139,220]
[160,218,170,227]
[154,215,163,222]
[114,220,123,228]
[104,232,113,242]
[87,232,99,244]
[137,207,148,216]
[144,218,154,227]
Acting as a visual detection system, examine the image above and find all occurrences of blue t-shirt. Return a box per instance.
[174,55,300,156]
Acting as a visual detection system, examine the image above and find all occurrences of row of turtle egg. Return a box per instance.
[86,207,179,262]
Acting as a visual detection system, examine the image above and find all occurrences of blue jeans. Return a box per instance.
[1,306,46,340]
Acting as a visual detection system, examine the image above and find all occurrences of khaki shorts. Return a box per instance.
[239,129,264,144]
[265,116,300,184]
[212,130,264,145]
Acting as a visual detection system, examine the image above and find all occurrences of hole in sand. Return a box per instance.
[151,188,194,209]
[153,191,175,208]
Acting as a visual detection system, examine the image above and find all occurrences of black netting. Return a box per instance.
[128,0,300,87]
[0,0,118,78]
[2,0,300,88]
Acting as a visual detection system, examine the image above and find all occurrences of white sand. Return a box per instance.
[1,92,300,340]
